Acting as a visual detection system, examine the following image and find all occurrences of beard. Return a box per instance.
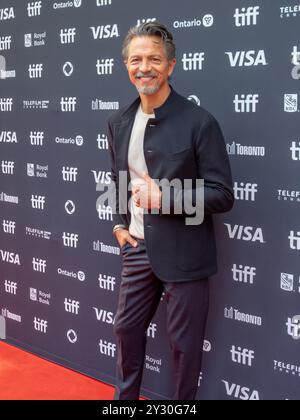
[134,72,161,95]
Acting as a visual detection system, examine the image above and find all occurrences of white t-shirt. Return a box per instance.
[128,105,155,239]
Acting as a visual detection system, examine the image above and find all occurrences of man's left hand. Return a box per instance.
[132,172,162,210]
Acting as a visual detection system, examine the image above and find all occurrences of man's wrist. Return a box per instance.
[113,224,127,235]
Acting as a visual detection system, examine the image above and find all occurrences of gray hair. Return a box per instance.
[122,22,176,62]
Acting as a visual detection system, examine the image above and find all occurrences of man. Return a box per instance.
[106,22,234,400]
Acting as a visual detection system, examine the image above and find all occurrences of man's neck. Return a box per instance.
[140,84,171,115]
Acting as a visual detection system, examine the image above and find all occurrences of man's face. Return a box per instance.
[125,36,176,96]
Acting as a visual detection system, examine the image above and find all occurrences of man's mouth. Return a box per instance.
[136,74,157,81]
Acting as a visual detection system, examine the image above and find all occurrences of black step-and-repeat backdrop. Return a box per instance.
[0,0,300,400]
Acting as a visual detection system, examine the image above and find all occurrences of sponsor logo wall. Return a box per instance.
[0,0,299,400]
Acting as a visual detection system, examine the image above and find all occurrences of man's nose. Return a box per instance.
[139,59,151,73]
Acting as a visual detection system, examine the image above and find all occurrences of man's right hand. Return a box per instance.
[114,228,138,248]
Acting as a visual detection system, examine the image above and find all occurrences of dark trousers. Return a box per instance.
[113,238,209,400]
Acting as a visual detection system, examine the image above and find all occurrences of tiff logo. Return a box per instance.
[234,182,258,201]
[0,98,13,111]
[97,134,108,150]
[64,298,80,314]
[30,131,44,146]
[96,58,114,75]
[230,345,255,366]
[4,280,17,294]
[28,64,43,78]
[31,195,45,210]
[289,231,300,250]
[137,18,156,26]
[60,28,76,44]
[61,97,77,112]
[286,316,300,340]
[147,323,157,339]
[232,264,256,284]
[99,339,116,357]
[234,6,260,26]
[290,142,300,161]
[2,220,16,234]
[32,257,46,273]
[62,232,79,248]
[1,161,14,175]
[96,0,112,5]
[182,53,205,71]
[34,317,47,333]
[234,94,259,112]
[4,280,18,295]
[62,166,78,182]
[292,46,300,66]
[98,274,116,291]
[27,2,42,17]
[97,205,113,221]
[0,36,12,51]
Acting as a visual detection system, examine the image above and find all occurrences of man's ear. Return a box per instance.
[168,58,177,77]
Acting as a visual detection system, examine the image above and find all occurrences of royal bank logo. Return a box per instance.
[284,94,298,112]
[280,5,300,18]
[234,94,259,112]
[30,288,51,305]
[0,36,12,51]
[226,50,267,67]
[0,7,15,20]
[27,163,48,178]
[173,14,214,29]
[227,141,265,157]
[182,52,205,71]
[24,32,46,48]
[281,273,300,293]
[234,6,260,26]
[90,24,119,40]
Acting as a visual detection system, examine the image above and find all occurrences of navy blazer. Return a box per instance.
[107,88,234,282]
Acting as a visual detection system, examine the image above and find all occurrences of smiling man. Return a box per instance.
[107,22,234,400]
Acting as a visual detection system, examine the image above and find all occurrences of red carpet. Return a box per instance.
[0,341,114,400]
